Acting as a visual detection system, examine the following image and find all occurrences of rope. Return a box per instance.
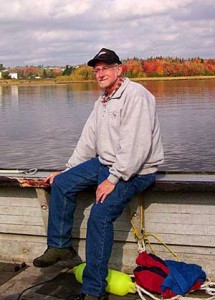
[136,284,162,300]
[143,232,180,261]
[136,283,215,300]
[129,203,180,260]
[201,281,215,296]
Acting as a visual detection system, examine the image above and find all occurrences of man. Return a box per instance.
[33,48,164,299]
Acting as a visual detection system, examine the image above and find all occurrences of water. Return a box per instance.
[0,79,214,172]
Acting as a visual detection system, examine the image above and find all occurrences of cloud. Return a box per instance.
[0,0,92,20]
[0,0,214,66]
[107,0,192,19]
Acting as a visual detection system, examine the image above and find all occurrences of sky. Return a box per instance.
[0,0,214,67]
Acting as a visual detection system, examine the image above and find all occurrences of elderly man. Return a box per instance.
[33,48,164,299]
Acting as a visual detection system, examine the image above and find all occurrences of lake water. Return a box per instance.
[0,79,214,172]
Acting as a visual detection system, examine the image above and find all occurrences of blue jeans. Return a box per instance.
[47,157,156,296]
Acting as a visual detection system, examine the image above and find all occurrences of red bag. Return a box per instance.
[134,251,204,298]
[134,251,169,294]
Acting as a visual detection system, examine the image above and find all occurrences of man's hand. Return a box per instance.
[45,171,62,185]
[96,179,116,203]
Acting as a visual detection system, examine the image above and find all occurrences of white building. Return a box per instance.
[9,72,18,79]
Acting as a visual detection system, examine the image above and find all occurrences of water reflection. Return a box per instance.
[148,79,215,172]
[0,79,214,172]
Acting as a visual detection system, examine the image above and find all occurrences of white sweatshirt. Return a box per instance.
[67,78,164,184]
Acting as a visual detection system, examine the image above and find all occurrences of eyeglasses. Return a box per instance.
[93,64,118,75]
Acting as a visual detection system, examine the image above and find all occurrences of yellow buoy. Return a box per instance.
[72,263,136,296]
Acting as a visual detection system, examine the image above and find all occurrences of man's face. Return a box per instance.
[93,62,122,92]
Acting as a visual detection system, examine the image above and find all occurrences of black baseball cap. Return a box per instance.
[87,48,122,67]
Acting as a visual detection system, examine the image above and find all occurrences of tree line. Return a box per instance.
[1,57,215,81]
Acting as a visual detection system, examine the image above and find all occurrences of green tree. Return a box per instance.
[62,65,74,76]
[2,71,11,79]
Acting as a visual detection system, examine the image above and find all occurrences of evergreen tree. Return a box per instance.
[62,65,74,76]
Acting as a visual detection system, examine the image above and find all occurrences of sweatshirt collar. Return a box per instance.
[110,77,130,99]
[101,77,124,103]
[101,77,130,103]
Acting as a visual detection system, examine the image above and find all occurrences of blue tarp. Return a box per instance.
[161,260,206,295]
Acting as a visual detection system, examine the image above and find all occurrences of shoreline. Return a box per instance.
[0,75,215,86]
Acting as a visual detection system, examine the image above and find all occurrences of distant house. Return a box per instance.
[9,72,18,79]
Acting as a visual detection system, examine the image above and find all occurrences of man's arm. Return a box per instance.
[66,108,97,169]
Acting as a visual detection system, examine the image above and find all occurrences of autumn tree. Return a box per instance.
[69,65,94,80]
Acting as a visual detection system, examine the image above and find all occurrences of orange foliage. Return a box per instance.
[123,57,215,78]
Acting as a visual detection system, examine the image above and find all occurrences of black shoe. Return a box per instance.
[33,246,77,268]
[73,294,107,300]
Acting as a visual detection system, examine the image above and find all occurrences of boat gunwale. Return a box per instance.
[0,170,214,191]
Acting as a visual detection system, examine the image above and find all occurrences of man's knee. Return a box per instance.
[52,172,66,187]
[52,171,75,193]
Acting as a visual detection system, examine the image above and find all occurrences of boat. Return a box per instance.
[0,169,214,299]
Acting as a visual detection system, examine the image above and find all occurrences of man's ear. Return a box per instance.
[117,65,123,76]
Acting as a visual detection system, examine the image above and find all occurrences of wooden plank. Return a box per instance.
[144,191,215,205]
[144,233,215,247]
[145,203,215,214]
[145,222,215,236]
[0,224,46,235]
[0,187,37,198]
[145,212,215,225]
[0,206,41,216]
[0,197,39,207]
[0,215,44,226]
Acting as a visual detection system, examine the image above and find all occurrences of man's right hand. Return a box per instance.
[45,171,62,185]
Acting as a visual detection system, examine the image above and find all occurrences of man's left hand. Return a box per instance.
[96,179,116,203]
